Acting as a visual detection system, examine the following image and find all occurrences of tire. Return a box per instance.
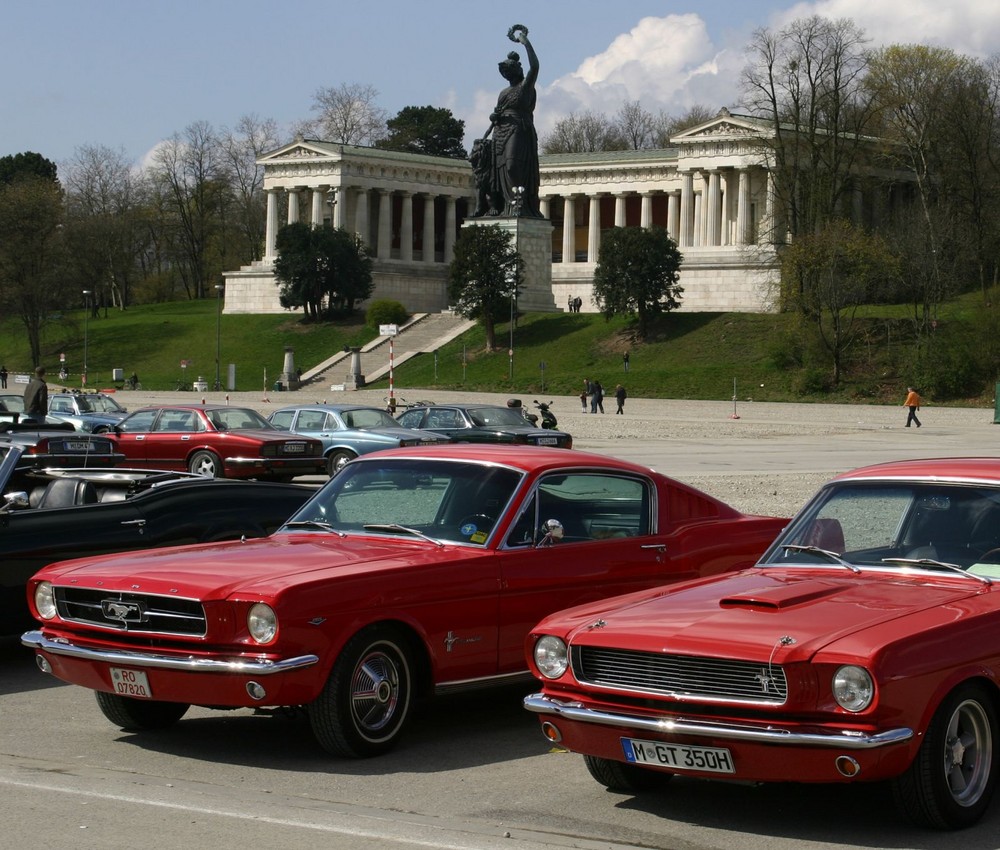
[95,691,189,731]
[891,683,999,829]
[327,449,355,476]
[189,450,223,478]
[308,625,414,758]
[584,754,672,793]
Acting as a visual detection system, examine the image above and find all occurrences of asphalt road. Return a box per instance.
[5,391,1000,848]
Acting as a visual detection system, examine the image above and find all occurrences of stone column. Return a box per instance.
[640,194,652,229]
[707,172,720,246]
[332,187,344,229]
[264,189,279,261]
[693,191,703,247]
[737,169,751,245]
[310,189,325,226]
[561,195,575,263]
[377,189,392,260]
[698,174,709,246]
[399,191,413,262]
[667,192,679,241]
[539,197,551,219]
[720,171,732,245]
[287,188,300,225]
[354,188,369,246]
[614,194,626,227]
[422,194,436,262]
[679,173,693,247]
[587,195,601,262]
[444,197,457,263]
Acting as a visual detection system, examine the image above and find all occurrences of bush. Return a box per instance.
[366,299,409,328]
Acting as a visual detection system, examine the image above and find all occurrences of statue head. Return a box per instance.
[498,51,523,83]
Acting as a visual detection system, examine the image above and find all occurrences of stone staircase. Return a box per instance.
[300,312,476,391]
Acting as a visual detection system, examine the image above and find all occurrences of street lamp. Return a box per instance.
[81,290,92,387]
[509,186,525,381]
[214,284,224,390]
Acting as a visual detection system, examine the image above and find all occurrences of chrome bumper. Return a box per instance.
[22,630,319,675]
[523,693,913,750]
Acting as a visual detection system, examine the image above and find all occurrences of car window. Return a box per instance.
[269,411,293,430]
[119,410,159,433]
[297,410,329,431]
[51,399,72,413]
[470,407,524,427]
[427,409,462,429]
[154,410,202,432]
[210,408,272,430]
[397,410,425,428]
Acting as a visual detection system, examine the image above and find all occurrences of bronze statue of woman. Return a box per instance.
[483,24,542,219]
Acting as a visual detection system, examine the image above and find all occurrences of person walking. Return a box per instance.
[615,383,627,414]
[903,386,922,428]
[581,378,591,413]
[622,351,629,373]
[23,366,48,417]
[0,365,7,388]
[592,379,605,414]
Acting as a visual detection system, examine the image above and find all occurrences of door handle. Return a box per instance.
[121,519,147,535]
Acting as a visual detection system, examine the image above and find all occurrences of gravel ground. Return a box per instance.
[108,384,999,520]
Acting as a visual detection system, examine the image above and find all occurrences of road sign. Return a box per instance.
[379,324,398,336]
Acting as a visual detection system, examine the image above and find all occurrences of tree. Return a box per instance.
[592,226,683,338]
[541,111,625,154]
[615,101,656,150]
[377,106,466,159]
[0,151,58,186]
[273,222,373,320]
[218,114,280,262]
[303,83,388,146]
[447,224,519,351]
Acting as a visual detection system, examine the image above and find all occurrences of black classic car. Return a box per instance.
[396,403,573,448]
[0,444,315,633]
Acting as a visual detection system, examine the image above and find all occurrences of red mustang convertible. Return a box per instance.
[525,457,1000,830]
[22,445,785,759]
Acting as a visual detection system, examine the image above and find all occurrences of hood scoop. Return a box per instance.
[719,579,842,610]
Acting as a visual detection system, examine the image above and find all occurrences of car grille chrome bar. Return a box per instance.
[54,587,207,636]
[572,646,788,704]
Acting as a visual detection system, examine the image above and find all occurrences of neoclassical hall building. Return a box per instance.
[223,109,854,316]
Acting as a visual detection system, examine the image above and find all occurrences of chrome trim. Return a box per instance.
[21,630,319,675]
[434,669,535,696]
[523,693,914,750]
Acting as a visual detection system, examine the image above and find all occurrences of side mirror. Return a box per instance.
[1,491,30,513]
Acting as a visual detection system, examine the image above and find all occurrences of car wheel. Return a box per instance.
[308,625,414,758]
[891,683,999,829]
[583,754,672,792]
[327,449,355,475]
[94,691,189,731]
[189,450,223,478]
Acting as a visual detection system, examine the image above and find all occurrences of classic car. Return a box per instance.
[524,457,1000,830]
[48,391,128,433]
[22,445,785,759]
[0,447,315,634]
[396,403,573,448]
[0,420,124,470]
[111,404,325,479]
[267,403,449,474]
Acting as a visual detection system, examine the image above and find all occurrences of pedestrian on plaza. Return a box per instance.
[0,365,7,388]
[903,386,922,428]
[591,379,605,414]
[573,296,582,313]
[23,366,48,416]
[623,351,629,372]
[615,383,627,414]
[568,294,575,312]
[581,378,591,413]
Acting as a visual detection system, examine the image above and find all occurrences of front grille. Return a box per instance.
[573,646,788,704]
[54,587,207,636]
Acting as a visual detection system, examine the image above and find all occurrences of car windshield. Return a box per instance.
[284,458,523,545]
[87,395,125,414]
[341,408,401,430]
[759,481,1000,577]
[208,408,274,431]
[468,407,529,427]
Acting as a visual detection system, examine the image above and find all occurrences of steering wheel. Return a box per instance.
[977,547,1000,563]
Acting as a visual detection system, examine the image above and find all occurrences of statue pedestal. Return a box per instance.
[463,216,557,312]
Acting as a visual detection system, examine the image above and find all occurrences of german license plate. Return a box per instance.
[536,437,558,445]
[283,443,306,453]
[110,667,152,698]
[66,441,92,451]
[622,737,735,774]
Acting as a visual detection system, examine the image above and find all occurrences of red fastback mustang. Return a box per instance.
[22,445,785,759]
[110,404,325,479]
[525,457,1000,830]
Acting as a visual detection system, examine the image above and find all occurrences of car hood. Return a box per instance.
[559,568,983,663]
[36,532,481,599]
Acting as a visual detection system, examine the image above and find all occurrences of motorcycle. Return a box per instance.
[532,400,558,429]
[507,398,539,425]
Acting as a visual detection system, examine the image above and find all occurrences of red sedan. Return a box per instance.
[22,445,785,759]
[525,457,1000,830]
[110,404,325,479]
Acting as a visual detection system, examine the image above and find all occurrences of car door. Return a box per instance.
[113,409,159,465]
[495,470,669,672]
[143,409,205,470]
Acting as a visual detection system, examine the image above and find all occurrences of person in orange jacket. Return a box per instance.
[903,386,922,428]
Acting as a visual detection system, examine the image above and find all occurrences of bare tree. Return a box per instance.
[304,83,388,146]
[218,114,280,262]
[541,111,625,154]
[615,101,656,150]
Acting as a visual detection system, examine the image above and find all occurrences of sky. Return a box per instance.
[4,0,1000,169]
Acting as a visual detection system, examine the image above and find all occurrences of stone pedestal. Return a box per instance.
[278,346,301,391]
[344,348,365,389]
[462,216,558,312]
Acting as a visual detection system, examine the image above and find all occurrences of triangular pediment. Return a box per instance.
[670,109,770,145]
[258,138,342,164]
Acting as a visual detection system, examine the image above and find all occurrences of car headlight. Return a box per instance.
[832,665,874,712]
[533,635,568,679]
[35,582,57,620]
[247,603,277,644]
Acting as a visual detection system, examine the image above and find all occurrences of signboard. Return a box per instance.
[379,324,398,337]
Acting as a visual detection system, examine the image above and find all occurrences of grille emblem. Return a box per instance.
[102,599,145,624]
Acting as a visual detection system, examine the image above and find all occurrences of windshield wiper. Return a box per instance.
[283,520,346,537]
[881,557,991,585]
[363,523,444,546]
[779,544,861,573]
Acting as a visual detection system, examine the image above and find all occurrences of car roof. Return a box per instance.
[129,404,254,413]
[273,404,382,413]
[832,457,1000,485]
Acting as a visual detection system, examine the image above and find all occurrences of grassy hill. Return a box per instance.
[1,296,994,406]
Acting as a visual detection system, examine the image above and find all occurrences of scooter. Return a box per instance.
[507,398,539,425]
[532,400,558,429]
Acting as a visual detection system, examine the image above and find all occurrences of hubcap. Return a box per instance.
[350,648,401,736]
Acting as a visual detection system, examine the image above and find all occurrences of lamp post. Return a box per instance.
[509,186,525,381]
[81,290,92,387]
[214,284,224,390]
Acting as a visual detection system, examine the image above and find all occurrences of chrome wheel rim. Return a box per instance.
[944,698,993,807]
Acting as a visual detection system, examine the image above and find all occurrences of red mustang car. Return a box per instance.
[110,404,325,479]
[22,445,785,759]
[525,457,1000,830]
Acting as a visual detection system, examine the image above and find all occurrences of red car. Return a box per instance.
[110,404,325,479]
[21,445,784,759]
[525,457,1000,830]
